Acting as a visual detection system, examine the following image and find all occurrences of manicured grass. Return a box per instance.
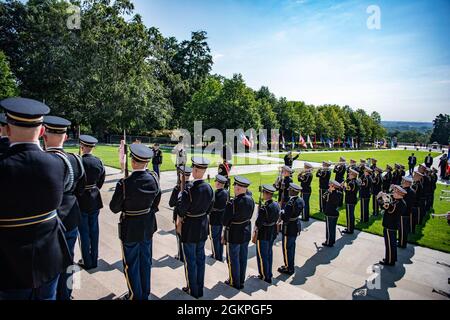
[226,171,450,253]
[65,145,275,172]
[278,150,442,168]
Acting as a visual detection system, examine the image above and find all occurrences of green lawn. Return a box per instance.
[65,145,276,172]
[278,150,442,168]
[225,171,450,253]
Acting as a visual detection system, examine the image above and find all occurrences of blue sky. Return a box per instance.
[131,0,450,122]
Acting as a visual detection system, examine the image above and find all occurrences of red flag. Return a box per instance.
[249,131,255,149]
[299,134,307,148]
[239,132,251,147]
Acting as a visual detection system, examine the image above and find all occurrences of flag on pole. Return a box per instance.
[260,132,268,149]
[239,132,251,148]
[299,134,307,148]
[351,137,355,149]
[271,131,278,150]
[291,135,295,149]
[281,133,286,150]
[307,135,313,149]
[249,131,255,149]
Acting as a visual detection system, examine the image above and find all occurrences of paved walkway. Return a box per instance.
[73,165,450,300]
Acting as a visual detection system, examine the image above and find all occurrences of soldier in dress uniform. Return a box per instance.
[43,116,87,300]
[360,166,373,223]
[223,176,255,290]
[110,144,161,300]
[322,180,343,247]
[398,177,414,249]
[0,97,71,300]
[423,167,433,213]
[379,185,407,266]
[371,167,383,216]
[417,164,429,223]
[177,157,214,299]
[274,165,293,209]
[430,168,438,210]
[218,158,232,190]
[255,185,280,283]
[382,165,393,193]
[298,162,313,222]
[391,164,404,186]
[77,135,106,270]
[209,175,229,262]
[169,166,193,262]
[370,158,378,171]
[151,143,163,178]
[358,159,367,179]
[0,113,10,156]
[342,169,359,235]
[347,159,358,179]
[284,151,300,168]
[316,161,332,212]
[334,157,346,208]
[278,183,303,275]
[410,171,424,233]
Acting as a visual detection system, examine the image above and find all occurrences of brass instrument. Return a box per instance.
[297,168,313,180]
[377,192,393,210]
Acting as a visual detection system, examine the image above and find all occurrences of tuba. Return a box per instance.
[377,192,393,210]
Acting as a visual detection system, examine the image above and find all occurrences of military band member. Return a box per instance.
[358,159,367,179]
[391,164,404,186]
[151,143,163,178]
[347,159,358,180]
[399,177,414,249]
[223,176,255,290]
[0,113,9,155]
[110,144,161,300]
[317,161,332,212]
[275,165,293,209]
[370,158,378,172]
[209,175,229,262]
[298,162,313,222]
[360,166,373,223]
[372,167,383,216]
[382,165,393,193]
[169,166,193,262]
[177,157,214,299]
[423,167,433,213]
[417,164,429,223]
[0,97,71,300]
[342,169,359,234]
[278,183,303,275]
[379,185,407,266]
[322,180,343,247]
[284,151,300,168]
[255,185,280,283]
[43,116,87,300]
[430,168,438,210]
[334,157,347,183]
[410,171,424,233]
[77,135,106,270]
[218,158,232,190]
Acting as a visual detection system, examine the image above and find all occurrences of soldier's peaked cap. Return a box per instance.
[1,97,50,127]
[393,185,407,195]
[304,162,313,169]
[79,135,98,147]
[349,168,359,175]
[289,183,302,192]
[402,176,413,183]
[180,166,193,175]
[192,157,210,169]
[215,174,227,184]
[234,176,251,188]
[130,144,153,162]
[262,184,276,194]
[44,116,71,134]
[282,165,293,173]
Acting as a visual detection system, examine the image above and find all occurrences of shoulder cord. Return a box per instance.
[50,151,74,193]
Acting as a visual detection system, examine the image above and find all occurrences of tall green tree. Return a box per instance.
[430,114,450,144]
[0,50,18,99]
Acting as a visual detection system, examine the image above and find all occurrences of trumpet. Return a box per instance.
[297,168,313,178]
[377,192,393,210]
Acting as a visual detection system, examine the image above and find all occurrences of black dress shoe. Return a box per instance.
[182,287,190,293]
[379,260,395,266]
[322,242,333,247]
[77,261,95,271]
[342,229,354,235]
[277,266,287,273]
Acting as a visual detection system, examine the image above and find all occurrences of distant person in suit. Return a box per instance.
[408,153,417,176]
[424,153,433,168]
